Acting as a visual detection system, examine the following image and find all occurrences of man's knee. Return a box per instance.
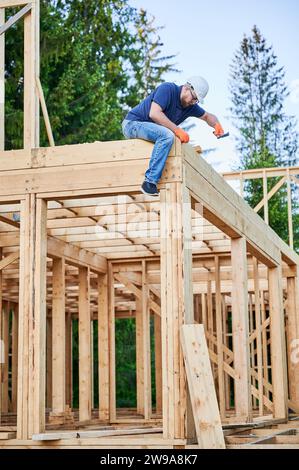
[161,128,175,145]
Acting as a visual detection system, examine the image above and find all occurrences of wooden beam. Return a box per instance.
[47,236,107,273]
[65,310,72,407]
[181,324,225,448]
[286,269,299,410]
[51,258,66,415]
[1,301,9,412]
[0,1,33,7]
[108,262,116,421]
[160,183,195,440]
[154,313,162,414]
[0,251,19,270]
[17,196,32,439]
[0,3,31,35]
[11,303,18,412]
[23,0,39,148]
[142,260,151,419]
[32,197,47,434]
[46,315,52,409]
[231,237,252,421]
[268,262,288,419]
[215,256,225,418]
[98,273,109,421]
[78,266,91,422]
[36,77,55,146]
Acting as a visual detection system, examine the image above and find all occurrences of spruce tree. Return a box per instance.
[229,25,299,250]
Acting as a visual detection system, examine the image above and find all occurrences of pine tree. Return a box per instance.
[229,26,299,250]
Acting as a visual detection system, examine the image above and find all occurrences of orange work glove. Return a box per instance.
[213,122,224,137]
[174,128,190,143]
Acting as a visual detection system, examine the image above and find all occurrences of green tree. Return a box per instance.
[4,0,178,149]
[229,26,299,249]
[126,8,178,106]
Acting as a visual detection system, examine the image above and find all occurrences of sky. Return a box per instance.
[130,0,299,173]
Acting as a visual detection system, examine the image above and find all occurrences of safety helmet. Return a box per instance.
[186,76,209,104]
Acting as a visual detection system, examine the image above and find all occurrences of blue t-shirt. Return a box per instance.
[125,82,205,125]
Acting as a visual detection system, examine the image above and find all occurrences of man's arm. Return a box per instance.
[200,112,224,136]
[149,102,178,132]
[149,102,189,143]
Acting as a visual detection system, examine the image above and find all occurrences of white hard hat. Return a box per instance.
[186,76,209,103]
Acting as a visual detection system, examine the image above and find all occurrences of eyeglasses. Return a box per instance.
[188,86,198,103]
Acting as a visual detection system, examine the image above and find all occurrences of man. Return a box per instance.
[122,76,225,196]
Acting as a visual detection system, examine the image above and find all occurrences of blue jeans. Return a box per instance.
[122,119,175,184]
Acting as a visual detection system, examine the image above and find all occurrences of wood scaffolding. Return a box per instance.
[0,0,298,449]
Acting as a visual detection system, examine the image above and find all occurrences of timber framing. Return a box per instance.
[0,137,298,448]
[0,0,298,450]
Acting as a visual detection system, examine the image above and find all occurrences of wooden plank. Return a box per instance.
[0,3,31,35]
[0,1,33,7]
[181,324,225,448]
[0,252,19,270]
[231,238,252,420]
[32,198,47,434]
[47,236,107,273]
[108,262,116,421]
[135,295,144,415]
[253,258,264,416]
[46,316,52,409]
[98,273,109,421]
[78,266,91,421]
[215,256,225,418]
[17,196,31,439]
[1,301,9,412]
[142,260,151,420]
[51,258,66,414]
[36,77,55,146]
[23,0,39,149]
[0,158,182,194]
[11,303,18,412]
[65,311,72,407]
[286,173,293,248]
[286,271,299,410]
[33,427,163,441]
[262,171,269,224]
[268,262,288,419]
[154,313,162,414]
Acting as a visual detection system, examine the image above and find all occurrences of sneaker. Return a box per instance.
[140,180,159,196]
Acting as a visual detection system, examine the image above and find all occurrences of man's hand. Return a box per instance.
[175,128,190,143]
[213,122,224,138]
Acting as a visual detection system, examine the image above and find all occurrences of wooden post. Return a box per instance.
[1,301,9,413]
[78,266,92,422]
[50,257,66,417]
[263,171,269,225]
[46,314,52,409]
[108,263,116,422]
[0,8,4,150]
[231,237,252,420]
[268,261,288,419]
[142,260,151,419]
[23,0,40,148]
[11,303,18,412]
[17,196,31,439]
[65,310,72,408]
[17,195,47,438]
[215,256,225,418]
[286,267,299,410]
[154,313,162,415]
[253,258,264,416]
[160,183,194,440]
[32,197,47,435]
[135,295,144,415]
[98,273,109,421]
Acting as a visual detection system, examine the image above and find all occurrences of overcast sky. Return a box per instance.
[130,0,299,173]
